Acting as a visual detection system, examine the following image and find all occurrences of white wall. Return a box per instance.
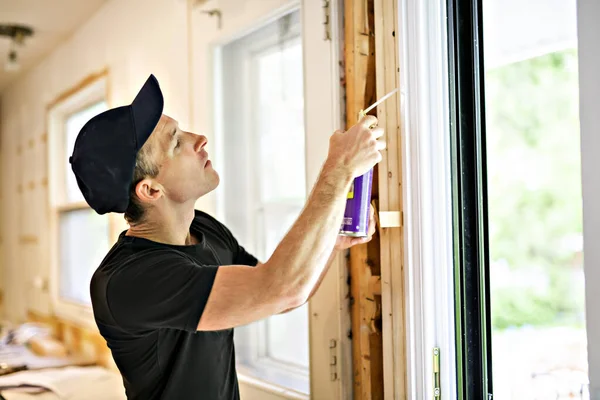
[577,0,600,398]
[0,0,192,322]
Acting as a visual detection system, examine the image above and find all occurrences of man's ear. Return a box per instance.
[134,178,162,203]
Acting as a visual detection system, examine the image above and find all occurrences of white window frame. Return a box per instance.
[576,0,600,396]
[189,1,347,399]
[397,0,457,398]
[215,8,310,393]
[47,72,114,329]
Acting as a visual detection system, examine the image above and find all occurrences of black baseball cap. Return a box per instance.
[69,74,164,215]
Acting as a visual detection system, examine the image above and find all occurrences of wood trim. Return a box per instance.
[46,67,109,111]
[373,0,407,397]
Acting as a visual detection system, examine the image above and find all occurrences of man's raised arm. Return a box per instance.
[197,116,384,331]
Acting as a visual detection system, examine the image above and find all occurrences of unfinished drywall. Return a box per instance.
[0,0,192,323]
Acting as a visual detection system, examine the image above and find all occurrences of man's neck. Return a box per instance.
[126,205,196,246]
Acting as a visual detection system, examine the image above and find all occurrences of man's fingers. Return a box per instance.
[367,225,375,237]
[360,115,378,129]
[371,127,384,139]
[351,235,373,246]
[375,139,387,151]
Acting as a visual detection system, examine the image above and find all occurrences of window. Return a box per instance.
[443,0,588,398]
[400,0,590,398]
[482,1,587,398]
[48,73,112,325]
[215,10,309,394]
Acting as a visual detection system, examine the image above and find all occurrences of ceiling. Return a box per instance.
[0,0,107,93]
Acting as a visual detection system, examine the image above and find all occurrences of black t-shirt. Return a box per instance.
[90,210,258,400]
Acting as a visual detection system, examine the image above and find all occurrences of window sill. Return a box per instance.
[237,369,309,400]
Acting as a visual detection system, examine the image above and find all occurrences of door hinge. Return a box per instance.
[323,0,331,41]
[330,339,338,381]
[433,347,441,398]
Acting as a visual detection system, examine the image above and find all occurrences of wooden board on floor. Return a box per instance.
[27,310,115,371]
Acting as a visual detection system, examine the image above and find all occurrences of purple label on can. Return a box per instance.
[340,168,373,236]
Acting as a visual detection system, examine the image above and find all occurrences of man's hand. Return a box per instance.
[335,205,377,250]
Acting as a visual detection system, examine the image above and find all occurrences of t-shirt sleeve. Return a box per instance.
[197,210,260,266]
[106,250,217,332]
[230,239,259,266]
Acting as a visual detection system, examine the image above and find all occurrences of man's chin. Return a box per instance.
[196,174,220,198]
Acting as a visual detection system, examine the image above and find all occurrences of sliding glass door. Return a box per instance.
[448,0,587,398]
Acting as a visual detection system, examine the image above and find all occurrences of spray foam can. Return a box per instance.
[338,88,399,237]
[339,168,373,237]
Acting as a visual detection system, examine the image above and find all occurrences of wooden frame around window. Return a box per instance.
[45,68,121,328]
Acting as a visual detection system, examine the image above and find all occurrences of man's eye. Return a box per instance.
[175,139,181,149]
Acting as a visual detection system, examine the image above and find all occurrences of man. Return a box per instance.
[69,74,385,399]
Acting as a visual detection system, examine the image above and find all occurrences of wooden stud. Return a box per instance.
[345,0,385,399]
[373,0,407,397]
[369,275,382,296]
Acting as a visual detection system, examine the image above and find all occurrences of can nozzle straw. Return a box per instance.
[358,88,399,121]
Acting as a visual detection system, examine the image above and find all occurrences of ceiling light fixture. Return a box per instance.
[0,24,34,73]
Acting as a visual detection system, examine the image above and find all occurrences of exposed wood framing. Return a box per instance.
[344,0,383,399]
[345,0,405,398]
[373,0,407,397]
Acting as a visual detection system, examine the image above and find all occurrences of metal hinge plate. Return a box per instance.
[330,339,337,381]
[323,0,331,41]
[433,347,441,398]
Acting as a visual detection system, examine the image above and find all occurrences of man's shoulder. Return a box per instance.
[92,237,195,288]
[193,209,225,228]
[193,209,234,236]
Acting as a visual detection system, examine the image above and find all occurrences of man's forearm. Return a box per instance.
[306,249,339,299]
[264,162,352,304]
[279,249,340,314]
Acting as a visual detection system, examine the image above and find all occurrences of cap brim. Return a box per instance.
[131,74,164,150]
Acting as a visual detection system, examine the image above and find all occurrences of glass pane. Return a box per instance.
[252,38,309,371]
[220,10,308,393]
[254,39,306,204]
[259,204,304,261]
[260,206,308,368]
[65,101,108,203]
[59,208,110,304]
[266,304,309,368]
[483,0,588,397]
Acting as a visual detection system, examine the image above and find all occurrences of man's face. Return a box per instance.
[145,114,219,204]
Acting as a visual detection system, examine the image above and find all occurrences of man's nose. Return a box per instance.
[193,134,208,152]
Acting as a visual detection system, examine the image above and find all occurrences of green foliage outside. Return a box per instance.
[485,49,585,330]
